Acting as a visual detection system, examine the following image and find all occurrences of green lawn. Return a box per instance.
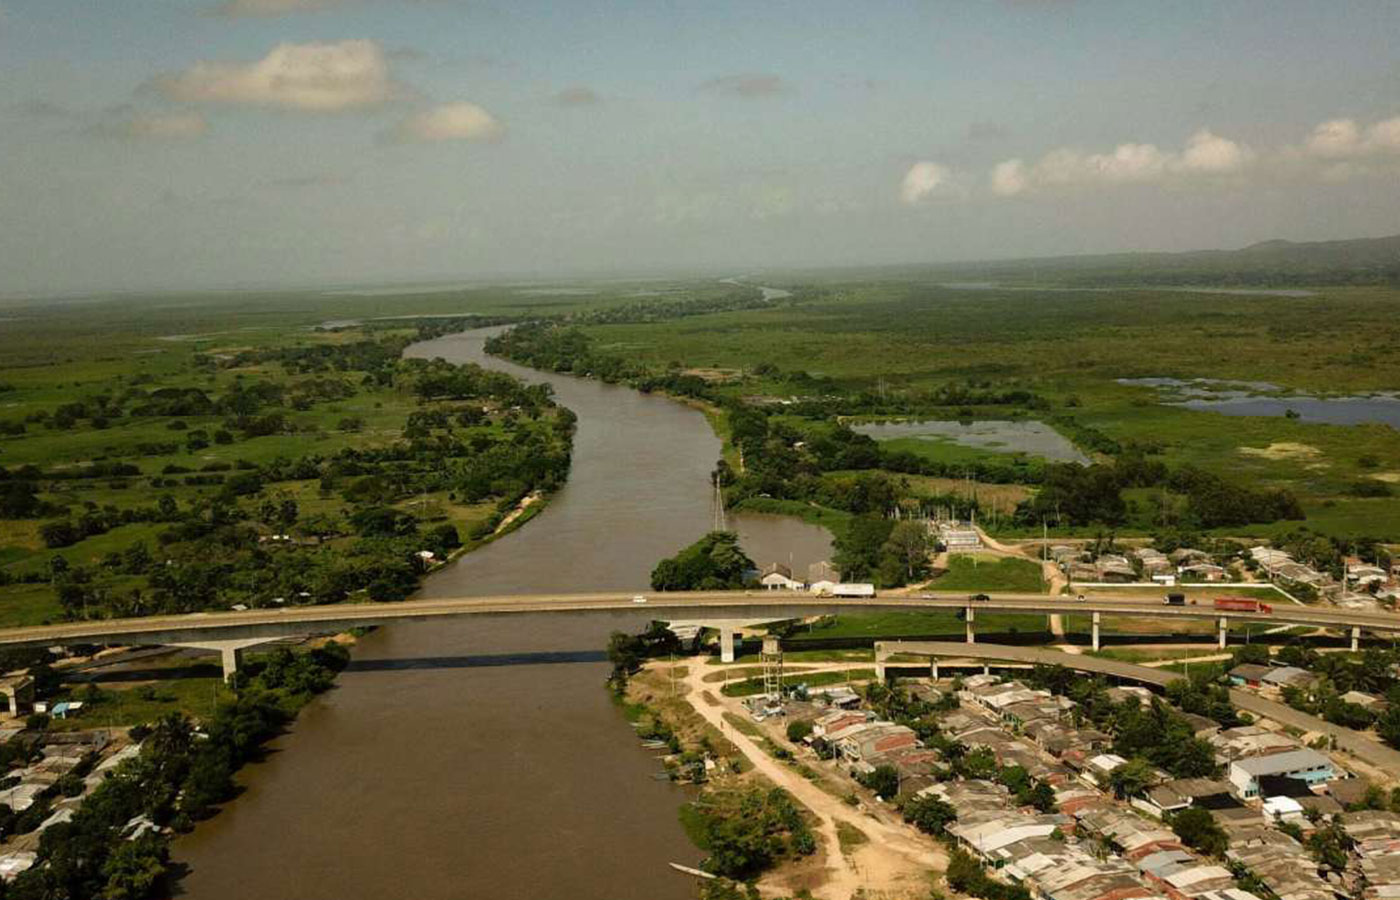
[925,554,1045,593]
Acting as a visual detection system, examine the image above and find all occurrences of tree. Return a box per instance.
[879,521,934,586]
[1107,757,1155,800]
[902,795,957,836]
[650,532,754,591]
[861,764,900,800]
[785,720,813,743]
[1171,807,1227,858]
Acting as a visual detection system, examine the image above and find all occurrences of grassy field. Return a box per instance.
[925,554,1045,593]
[785,610,1051,643]
[580,280,1400,539]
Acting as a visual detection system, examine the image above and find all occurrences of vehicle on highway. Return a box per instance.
[1214,596,1272,614]
[970,593,990,602]
[1163,593,1186,606]
[632,594,647,604]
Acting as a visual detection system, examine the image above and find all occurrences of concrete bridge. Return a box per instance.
[3,590,1397,679]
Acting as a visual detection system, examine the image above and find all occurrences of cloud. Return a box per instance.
[90,111,210,141]
[214,0,347,15]
[699,74,790,98]
[1302,116,1400,158]
[990,128,1253,195]
[553,86,600,107]
[1177,129,1253,173]
[899,161,954,205]
[990,159,1027,197]
[389,102,503,143]
[151,40,401,112]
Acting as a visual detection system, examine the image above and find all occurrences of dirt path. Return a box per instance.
[676,662,944,899]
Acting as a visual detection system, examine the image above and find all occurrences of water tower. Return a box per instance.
[761,635,783,702]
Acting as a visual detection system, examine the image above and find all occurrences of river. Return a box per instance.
[173,326,832,899]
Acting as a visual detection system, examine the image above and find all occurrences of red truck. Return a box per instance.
[1214,597,1273,614]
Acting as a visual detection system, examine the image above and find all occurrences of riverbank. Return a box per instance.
[627,657,945,899]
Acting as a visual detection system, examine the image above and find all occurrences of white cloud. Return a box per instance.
[990,159,1027,197]
[215,0,346,15]
[553,86,601,107]
[152,40,400,112]
[1177,129,1252,173]
[91,111,209,140]
[1302,116,1400,158]
[1305,119,1362,158]
[990,128,1253,196]
[899,161,954,205]
[390,102,504,143]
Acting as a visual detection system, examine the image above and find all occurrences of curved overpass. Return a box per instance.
[872,640,1400,773]
[2,590,1397,651]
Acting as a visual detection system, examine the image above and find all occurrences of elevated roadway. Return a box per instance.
[2,590,1396,675]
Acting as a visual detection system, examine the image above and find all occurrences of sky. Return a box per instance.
[2,0,1400,294]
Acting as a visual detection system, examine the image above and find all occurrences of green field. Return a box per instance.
[925,554,1045,593]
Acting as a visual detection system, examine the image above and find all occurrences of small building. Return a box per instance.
[1260,667,1318,691]
[1228,664,1274,688]
[759,563,801,590]
[1228,749,1336,800]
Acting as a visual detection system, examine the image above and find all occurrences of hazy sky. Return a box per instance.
[3,1,1400,294]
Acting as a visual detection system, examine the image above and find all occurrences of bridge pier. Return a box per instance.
[930,658,939,681]
[1092,611,1101,651]
[172,638,279,682]
[1218,616,1228,650]
[965,606,976,644]
[875,645,889,681]
[719,629,738,664]
[1351,626,1360,652]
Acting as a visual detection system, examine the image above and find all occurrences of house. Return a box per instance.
[1180,563,1226,582]
[813,709,873,739]
[759,563,801,590]
[1260,796,1306,824]
[1082,753,1128,788]
[1209,725,1301,761]
[836,723,918,764]
[808,560,839,586]
[1228,749,1336,799]
[1339,690,1386,711]
[1260,667,1318,691]
[1228,664,1274,688]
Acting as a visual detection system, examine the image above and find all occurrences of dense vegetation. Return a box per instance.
[0,328,573,623]
[650,531,756,591]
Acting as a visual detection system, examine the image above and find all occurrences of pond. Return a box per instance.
[1118,377,1400,428]
[851,419,1090,464]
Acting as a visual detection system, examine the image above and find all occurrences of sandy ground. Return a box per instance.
[675,661,944,900]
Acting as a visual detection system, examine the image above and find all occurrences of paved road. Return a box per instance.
[875,641,1400,773]
[0,590,1397,649]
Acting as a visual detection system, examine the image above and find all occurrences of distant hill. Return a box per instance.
[928,233,1400,287]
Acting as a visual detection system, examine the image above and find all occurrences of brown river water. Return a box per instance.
[173,327,833,899]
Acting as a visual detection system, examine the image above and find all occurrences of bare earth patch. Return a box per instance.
[1238,442,1326,463]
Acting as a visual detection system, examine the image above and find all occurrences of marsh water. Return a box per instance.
[1118,377,1400,429]
[173,326,832,900]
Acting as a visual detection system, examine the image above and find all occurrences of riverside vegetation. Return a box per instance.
[0,308,574,627]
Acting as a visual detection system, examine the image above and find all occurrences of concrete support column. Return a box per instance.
[220,646,244,682]
[719,629,737,664]
[1092,611,1102,652]
[173,638,279,683]
[930,659,940,681]
[983,664,991,677]
[965,606,976,644]
[1351,626,1361,652]
[1218,616,1228,650]
[875,645,889,682]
